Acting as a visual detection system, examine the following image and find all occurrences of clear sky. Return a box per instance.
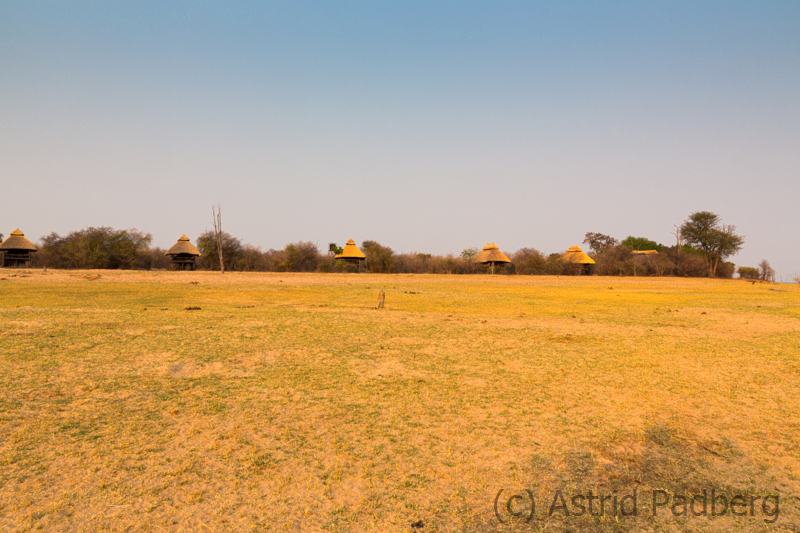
[2,1,798,277]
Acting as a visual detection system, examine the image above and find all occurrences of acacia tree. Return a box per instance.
[583,232,619,255]
[679,211,744,277]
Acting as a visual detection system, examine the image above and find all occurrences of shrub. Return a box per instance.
[283,241,320,272]
[196,230,243,271]
[737,266,760,280]
[716,261,735,279]
[511,248,549,275]
[37,227,152,270]
[663,247,707,277]
[141,247,172,270]
[395,253,431,273]
[594,245,635,276]
[362,240,395,273]
[238,244,269,271]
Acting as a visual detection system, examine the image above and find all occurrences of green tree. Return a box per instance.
[460,246,480,259]
[679,211,744,277]
[737,266,760,280]
[620,236,665,251]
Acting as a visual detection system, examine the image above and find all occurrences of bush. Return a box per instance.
[36,227,152,270]
[282,241,320,272]
[511,248,549,275]
[737,266,760,280]
[196,230,243,271]
[663,247,707,277]
[594,245,635,276]
[142,247,172,270]
[362,240,395,273]
[238,244,269,271]
[395,253,432,273]
[716,261,735,279]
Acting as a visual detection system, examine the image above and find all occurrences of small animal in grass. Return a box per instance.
[410,520,424,529]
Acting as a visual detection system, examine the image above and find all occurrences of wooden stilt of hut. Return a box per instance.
[335,239,366,270]
[0,229,37,268]
[563,245,596,275]
[473,242,511,274]
[165,234,201,270]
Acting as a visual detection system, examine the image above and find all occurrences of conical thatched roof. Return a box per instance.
[473,243,511,264]
[631,250,659,256]
[563,245,595,264]
[335,238,365,260]
[165,234,201,256]
[0,229,37,251]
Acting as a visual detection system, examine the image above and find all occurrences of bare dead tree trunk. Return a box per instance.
[672,224,682,251]
[212,204,224,274]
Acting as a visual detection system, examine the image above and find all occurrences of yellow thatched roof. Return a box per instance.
[0,229,37,251]
[563,245,595,264]
[473,242,511,264]
[335,238,365,260]
[165,234,201,256]
[631,250,659,255]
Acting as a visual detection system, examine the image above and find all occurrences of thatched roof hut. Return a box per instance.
[473,243,511,264]
[563,245,595,274]
[1,229,37,268]
[563,245,595,264]
[631,250,659,256]
[165,234,201,270]
[335,239,366,263]
[473,243,511,274]
[166,234,201,257]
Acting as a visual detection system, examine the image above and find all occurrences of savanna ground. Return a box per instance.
[1,270,799,533]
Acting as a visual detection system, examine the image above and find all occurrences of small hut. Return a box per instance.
[0,229,37,268]
[631,250,659,256]
[335,239,366,267]
[473,242,511,274]
[165,234,201,270]
[563,245,596,275]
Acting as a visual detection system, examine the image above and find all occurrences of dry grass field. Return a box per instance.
[1,270,799,532]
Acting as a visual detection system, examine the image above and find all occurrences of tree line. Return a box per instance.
[21,211,774,279]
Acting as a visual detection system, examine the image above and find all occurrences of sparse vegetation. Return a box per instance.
[0,271,797,531]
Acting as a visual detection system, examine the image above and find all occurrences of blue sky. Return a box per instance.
[2,1,798,277]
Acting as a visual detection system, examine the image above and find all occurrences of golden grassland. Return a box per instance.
[1,270,799,532]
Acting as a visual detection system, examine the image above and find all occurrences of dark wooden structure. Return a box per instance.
[0,229,37,268]
[165,234,201,270]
